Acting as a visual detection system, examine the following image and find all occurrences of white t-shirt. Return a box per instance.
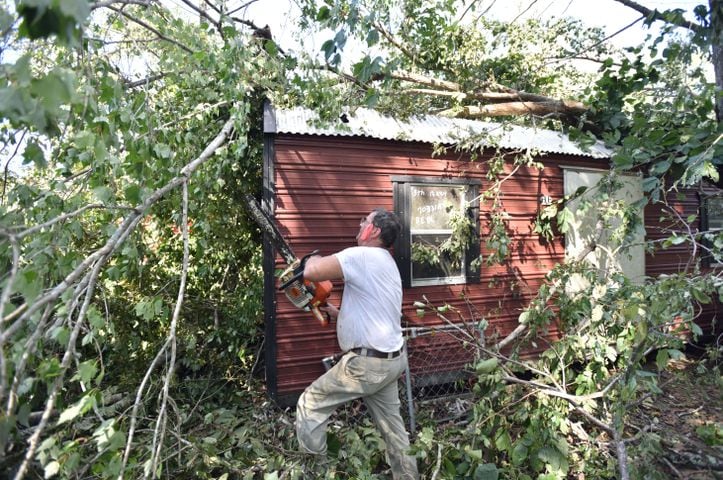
[333,246,404,353]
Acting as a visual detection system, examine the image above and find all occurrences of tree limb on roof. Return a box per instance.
[440,100,587,118]
[406,88,570,105]
[385,70,462,92]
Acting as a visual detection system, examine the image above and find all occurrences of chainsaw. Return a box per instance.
[277,251,332,326]
[244,194,332,326]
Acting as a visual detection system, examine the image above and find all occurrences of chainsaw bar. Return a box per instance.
[244,194,297,265]
[244,194,332,327]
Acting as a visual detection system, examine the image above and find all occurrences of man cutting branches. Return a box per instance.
[295,208,418,480]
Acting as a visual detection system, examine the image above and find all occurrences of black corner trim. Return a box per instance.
[263,100,277,134]
[262,131,278,402]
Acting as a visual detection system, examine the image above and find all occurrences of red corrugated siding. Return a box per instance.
[644,190,700,274]
[269,134,715,396]
[643,189,722,328]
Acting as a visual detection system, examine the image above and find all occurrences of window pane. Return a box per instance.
[708,197,723,230]
[411,233,464,283]
[410,185,465,231]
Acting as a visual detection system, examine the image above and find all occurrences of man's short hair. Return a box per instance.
[371,208,401,248]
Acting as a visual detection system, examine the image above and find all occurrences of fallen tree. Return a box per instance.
[0,1,721,479]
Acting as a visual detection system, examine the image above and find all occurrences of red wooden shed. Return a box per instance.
[260,103,717,406]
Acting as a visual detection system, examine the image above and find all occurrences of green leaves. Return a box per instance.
[23,140,47,168]
[91,186,113,203]
[73,360,99,385]
[695,422,723,446]
[316,5,331,21]
[592,29,721,193]
[17,0,89,44]
[30,68,78,113]
[123,184,142,204]
[321,29,347,66]
[366,28,379,46]
[537,445,569,474]
[511,442,528,465]
[473,463,499,480]
[134,296,166,321]
[0,5,13,32]
[475,357,498,375]
[352,55,383,83]
[2,2,719,479]
[0,64,79,135]
[93,420,126,452]
[57,390,97,425]
[0,2,285,479]
[15,268,43,302]
[153,143,172,160]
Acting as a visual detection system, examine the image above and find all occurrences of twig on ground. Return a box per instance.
[613,424,630,480]
[678,405,704,417]
[430,443,443,480]
[662,457,684,478]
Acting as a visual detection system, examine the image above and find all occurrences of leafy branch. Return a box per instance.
[612,0,704,33]
[4,114,237,480]
[414,252,716,480]
[411,205,476,274]
[105,5,194,54]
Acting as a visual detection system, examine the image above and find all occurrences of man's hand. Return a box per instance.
[320,303,339,321]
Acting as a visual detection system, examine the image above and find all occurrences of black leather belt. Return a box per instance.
[350,347,402,359]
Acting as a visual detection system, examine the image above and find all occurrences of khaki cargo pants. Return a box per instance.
[296,350,419,480]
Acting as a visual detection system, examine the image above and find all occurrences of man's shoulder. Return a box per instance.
[335,247,394,268]
[337,246,388,258]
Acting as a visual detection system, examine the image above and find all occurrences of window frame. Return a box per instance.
[701,193,723,267]
[392,176,481,288]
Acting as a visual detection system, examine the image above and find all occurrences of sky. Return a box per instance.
[240,0,705,59]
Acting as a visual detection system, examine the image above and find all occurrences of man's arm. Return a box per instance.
[304,255,344,282]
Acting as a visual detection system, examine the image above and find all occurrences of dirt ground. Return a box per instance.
[632,354,723,479]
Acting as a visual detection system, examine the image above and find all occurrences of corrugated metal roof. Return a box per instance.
[266,106,612,159]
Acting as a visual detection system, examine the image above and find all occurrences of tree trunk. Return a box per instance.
[442,100,587,118]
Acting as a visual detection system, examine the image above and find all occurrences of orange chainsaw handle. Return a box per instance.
[309,279,333,327]
[310,305,329,327]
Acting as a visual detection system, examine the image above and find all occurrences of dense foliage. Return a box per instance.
[0,1,288,477]
[0,0,721,479]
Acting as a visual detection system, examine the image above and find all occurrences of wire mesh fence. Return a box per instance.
[401,322,485,433]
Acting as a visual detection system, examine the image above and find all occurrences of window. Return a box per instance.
[701,194,723,266]
[563,168,646,283]
[392,176,481,287]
